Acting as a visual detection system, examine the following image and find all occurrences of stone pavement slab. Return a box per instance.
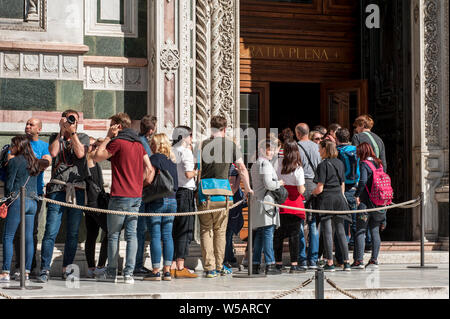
[1,264,448,299]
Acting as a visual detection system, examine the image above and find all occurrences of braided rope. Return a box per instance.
[272,276,315,299]
[37,197,244,217]
[325,277,358,299]
[262,197,420,215]
[0,291,14,299]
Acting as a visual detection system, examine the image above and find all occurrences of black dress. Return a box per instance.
[313,158,351,222]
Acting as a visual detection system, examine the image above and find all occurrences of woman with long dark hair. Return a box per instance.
[312,140,352,272]
[351,142,386,269]
[0,136,39,282]
[274,140,306,273]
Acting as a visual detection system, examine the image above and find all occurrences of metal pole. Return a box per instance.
[408,192,437,269]
[248,194,253,275]
[233,193,265,278]
[20,186,25,289]
[315,268,324,299]
[420,191,425,267]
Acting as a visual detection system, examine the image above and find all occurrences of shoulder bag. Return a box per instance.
[142,168,175,203]
[0,176,31,219]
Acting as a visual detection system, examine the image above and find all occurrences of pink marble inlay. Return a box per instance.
[83,119,110,131]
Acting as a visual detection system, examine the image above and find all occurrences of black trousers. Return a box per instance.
[173,188,195,260]
[84,212,108,268]
[273,214,301,263]
[14,199,42,271]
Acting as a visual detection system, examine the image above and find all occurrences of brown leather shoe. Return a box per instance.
[170,269,176,278]
[175,268,198,278]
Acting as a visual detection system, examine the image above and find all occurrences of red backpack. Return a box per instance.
[363,160,393,206]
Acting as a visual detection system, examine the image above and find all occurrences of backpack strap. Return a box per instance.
[363,132,380,158]
[298,143,317,173]
[362,159,383,172]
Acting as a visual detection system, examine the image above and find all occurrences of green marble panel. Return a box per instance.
[124,91,147,120]
[0,0,24,19]
[57,81,84,111]
[115,91,124,113]
[0,79,56,111]
[84,36,97,56]
[94,91,115,119]
[82,90,95,119]
[96,37,124,57]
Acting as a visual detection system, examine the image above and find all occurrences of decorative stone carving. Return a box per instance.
[26,0,39,22]
[125,68,141,85]
[62,56,78,74]
[89,67,105,84]
[1,0,47,31]
[195,0,211,134]
[43,55,58,73]
[160,39,180,81]
[3,53,20,72]
[424,0,440,146]
[23,54,39,72]
[84,66,146,91]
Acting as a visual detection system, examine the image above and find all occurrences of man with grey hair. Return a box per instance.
[295,122,321,270]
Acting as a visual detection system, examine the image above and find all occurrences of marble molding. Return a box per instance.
[0,51,83,80]
[83,65,147,91]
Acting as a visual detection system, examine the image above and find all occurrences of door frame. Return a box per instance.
[240,81,270,130]
[320,79,368,128]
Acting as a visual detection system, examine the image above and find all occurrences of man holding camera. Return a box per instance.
[38,110,90,283]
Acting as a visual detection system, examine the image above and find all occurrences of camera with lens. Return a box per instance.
[66,115,77,125]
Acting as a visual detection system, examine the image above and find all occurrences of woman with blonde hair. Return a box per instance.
[143,133,179,281]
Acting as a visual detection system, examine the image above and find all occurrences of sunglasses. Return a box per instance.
[314,137,321,141]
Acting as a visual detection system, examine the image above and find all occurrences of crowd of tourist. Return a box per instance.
[0,110,389,284]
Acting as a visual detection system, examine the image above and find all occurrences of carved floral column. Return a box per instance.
[411,0,449,242]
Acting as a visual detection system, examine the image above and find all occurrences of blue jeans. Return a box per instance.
[298,216,319,266]
[147,198,176,269]
[135,202,149,269]
[2,198,37,272]
[106,197,141,277]
[252,225,276,265]
[41,190,84,270]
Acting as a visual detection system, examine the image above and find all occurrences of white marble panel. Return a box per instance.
[0,0,83,44]
[100,0,121,21]
[84,66,146,91]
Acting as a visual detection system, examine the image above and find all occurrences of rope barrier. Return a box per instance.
[325,276,359,299]
[261,197,420,214]
[37,196,244,217]
[272,275,315,299]
[0,291,14,299]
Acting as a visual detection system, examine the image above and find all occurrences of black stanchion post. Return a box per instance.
[4,187,43,291]
[233,194,266,278]
[315,268,324,299]
[20,186,26,289]
[408,192,437,269]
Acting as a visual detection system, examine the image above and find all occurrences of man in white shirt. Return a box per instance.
[171,126,198,278]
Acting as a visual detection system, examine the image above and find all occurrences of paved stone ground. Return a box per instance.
[1,264,448,299]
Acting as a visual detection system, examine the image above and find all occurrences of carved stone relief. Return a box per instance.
[0,51,83,80]
[84,66,146,91]
[0,0,47,31]
[160,39,180,81]
[424,0,440,146]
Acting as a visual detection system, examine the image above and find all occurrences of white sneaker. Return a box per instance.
[0,273,10,283]
[124,274,134,284]
[94,267,106,276]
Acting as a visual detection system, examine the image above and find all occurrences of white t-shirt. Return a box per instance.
[174,145,196,190]
[276,158,305,186]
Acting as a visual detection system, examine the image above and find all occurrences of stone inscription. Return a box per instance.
[240,44,349,62]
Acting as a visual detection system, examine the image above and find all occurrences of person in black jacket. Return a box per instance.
[84,137,109,278]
